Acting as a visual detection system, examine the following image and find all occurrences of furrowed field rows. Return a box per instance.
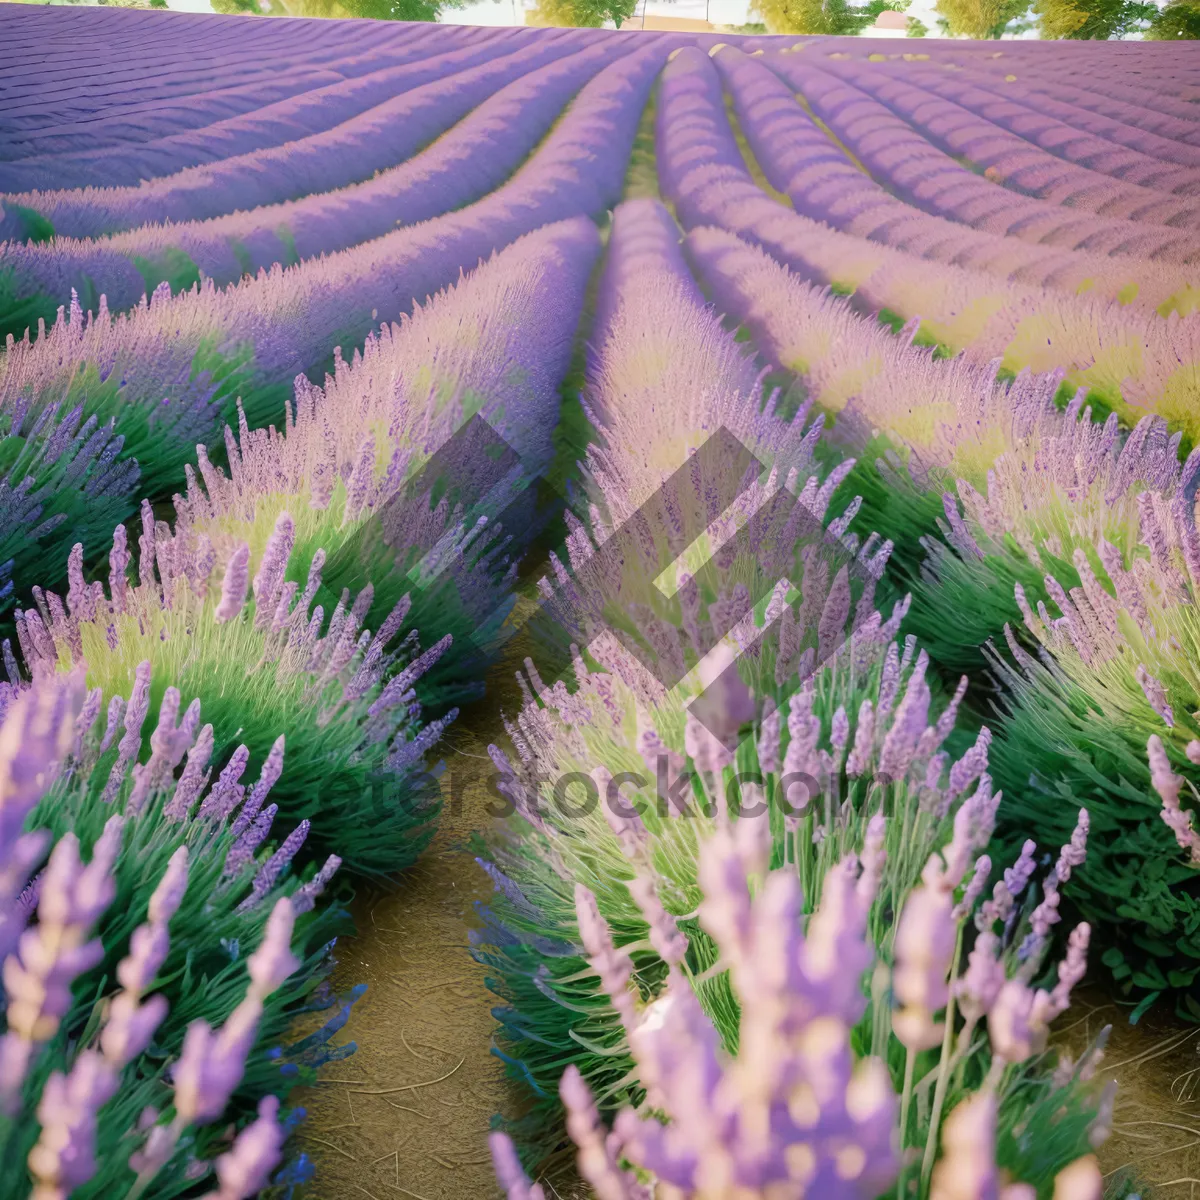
[766,53,1200,261]
[0,30,589,239]
[812,57,1200,216]
[0,25,475,164]
[0,11,404,125]
[3,10,1200,1200]
[0,28,509,190]
[832,59,1200,178]
[666,48,1197,306]
[0,43,668,625]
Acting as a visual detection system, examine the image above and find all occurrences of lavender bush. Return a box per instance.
[489,824,1107,1199]
[172,216,602,711]
[984,471,1200,1007]
[0,672,355,1198]
[14,510,455,879]
[473,621,1111,1193]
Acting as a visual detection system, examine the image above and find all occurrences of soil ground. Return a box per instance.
[1056,990,1200,1197]
[293,729,521,1200]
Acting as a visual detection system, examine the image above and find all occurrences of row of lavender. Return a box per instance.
[477,195,1112,1198]
[660,50,1200,1008]
[466,41,1200,1200]
[0,26,669,1197]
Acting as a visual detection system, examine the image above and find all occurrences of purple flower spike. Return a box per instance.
[252,513,296,631]
[100,846,189,1069]
[247,897,300,996]
[292,854,342,917]
[26,1051,117,1198]
[627,869,688,967]
[173,900,298,1127]
[1,814,123,1106]
[210,1094,286,1200]
[1050,923,1091,1019]
[490,1132,547,1200]
[892,871,955,1052]
[214,543,251,624]
[1055,810,1090,886]
[575,884,637,1036]
[237,820,311,913]
[1150,735,1200,863]
[0,680,84,966]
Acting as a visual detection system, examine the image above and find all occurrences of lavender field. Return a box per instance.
[2,5,1200,1198]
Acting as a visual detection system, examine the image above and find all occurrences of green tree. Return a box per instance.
[905,12,928,30]
[752,0,905,35]
[934,0,1028,37]
[528,0,636,25]
[1032,0,1154,35]
[1147,0,1200,36]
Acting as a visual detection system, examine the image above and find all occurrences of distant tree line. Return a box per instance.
[751,0,1196,38]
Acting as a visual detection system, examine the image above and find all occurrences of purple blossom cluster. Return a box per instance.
[170,218,604,549]
[12,500,455,875]
[489,818,1104,1199]
[0,669,344,1197]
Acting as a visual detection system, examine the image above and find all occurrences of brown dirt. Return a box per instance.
[292,728,522,1200]
[1056,990,1200,1198]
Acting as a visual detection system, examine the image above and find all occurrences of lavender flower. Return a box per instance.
[173,898,299,1126]
[0,682,82,965]
[626,870,688,967]
[214,544,251,624]
[100,847,189,1068]
[575,884,637,1037]
[0,816,123,1105]
[26,1051,117,1200]
[929,1091,1002,1200]
[209,1095,286,1200]
[892,866,956,1052]
[1149,735,1200,863]
[1050,924,1091,1017]
[490,1131,547,1200]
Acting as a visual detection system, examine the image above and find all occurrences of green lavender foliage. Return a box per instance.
[473,632,1103,1182]
[987,635,1200,1010]
[0,677,354,1197]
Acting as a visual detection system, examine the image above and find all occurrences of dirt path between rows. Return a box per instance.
[295,727,524,1200]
